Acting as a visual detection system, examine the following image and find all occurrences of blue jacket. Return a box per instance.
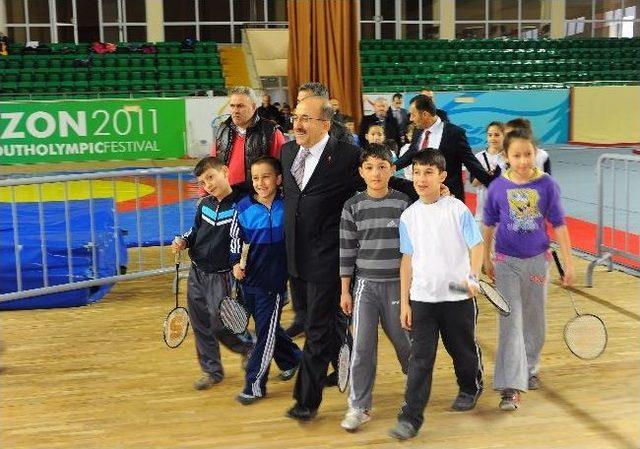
[229,193,287,293]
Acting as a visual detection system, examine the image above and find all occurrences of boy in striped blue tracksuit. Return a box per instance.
[230,156,302,405]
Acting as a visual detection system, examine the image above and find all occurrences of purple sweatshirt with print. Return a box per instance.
[483,173,565,258]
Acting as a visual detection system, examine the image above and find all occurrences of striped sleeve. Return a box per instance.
[339,201,358,277]
[229,208,244,265]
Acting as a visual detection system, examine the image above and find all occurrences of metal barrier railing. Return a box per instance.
[586,153,640,287]
[0,167,196,303]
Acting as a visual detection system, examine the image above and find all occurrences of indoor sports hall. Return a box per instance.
[1,1,639,448]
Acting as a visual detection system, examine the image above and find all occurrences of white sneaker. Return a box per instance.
[340,408,371,431]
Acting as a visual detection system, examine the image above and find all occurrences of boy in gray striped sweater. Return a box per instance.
[339,143,411,431]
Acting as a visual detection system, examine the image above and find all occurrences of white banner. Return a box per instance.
[185,97,231,158]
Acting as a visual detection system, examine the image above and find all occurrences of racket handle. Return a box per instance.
[482,152,491,172]
[448,282,468,294]
[173,235,182,264]
[551,250,565,279]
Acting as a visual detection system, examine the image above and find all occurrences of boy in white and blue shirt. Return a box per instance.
[389,149,485,441]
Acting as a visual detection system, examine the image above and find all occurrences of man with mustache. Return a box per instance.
[281,96,363,420]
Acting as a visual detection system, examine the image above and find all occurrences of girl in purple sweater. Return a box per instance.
[482,128,574,411]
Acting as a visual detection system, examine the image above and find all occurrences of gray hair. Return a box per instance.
[299,95,334,121]
[374,96,388,105]
[228,86,258,105]
[298,82,329,99]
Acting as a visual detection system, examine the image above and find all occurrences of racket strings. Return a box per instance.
[164,309,189,348]
[564,314,607,360]
[338,344,351,392]
[483,286,510,312]
[478,281,511,315]
[220,298,248,334]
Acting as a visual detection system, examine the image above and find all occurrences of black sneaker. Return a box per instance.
[451,391,481,411]
[278,366,298,381]
[193,373,223,390]
[388,421,417,440]
[236,392,262,405]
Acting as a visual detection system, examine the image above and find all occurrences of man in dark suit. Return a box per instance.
[421,88,450,123]
[284,82,355,341]
[388,92,410,140]
[359,97,402,146]
[281,96,362,420]
[394,94,493,202]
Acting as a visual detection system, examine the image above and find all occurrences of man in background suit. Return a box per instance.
[394,94,493,202]
[281,96,362,420]
[359,97,402,146]
[421,88,450,123]
[388,92,410,140]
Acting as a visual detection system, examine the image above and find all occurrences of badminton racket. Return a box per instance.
[337,314,352,393]
[449,280,511,316]
[219,274,249,335]
[163,249,190,348]
[551,250,607,360]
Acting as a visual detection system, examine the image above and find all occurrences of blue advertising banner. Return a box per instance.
[404,89,570,148]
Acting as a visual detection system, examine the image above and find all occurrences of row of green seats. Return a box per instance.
[361,37,640,51]
[363,70,640,88]
[361,58,638,76]
[361,48,640,64]
[0,53,221,69]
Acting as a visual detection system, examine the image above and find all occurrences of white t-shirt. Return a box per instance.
[536,148,549,171]
[397,143,412,179]
[473,149,505,222]
[399,196,483,303]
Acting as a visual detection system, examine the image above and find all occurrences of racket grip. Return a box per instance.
[448,282,468,294]
[551,250,565,279]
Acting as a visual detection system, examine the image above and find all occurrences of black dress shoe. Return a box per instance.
[285,404,317,421]
[324,370,338,387]
[285,323,305,338]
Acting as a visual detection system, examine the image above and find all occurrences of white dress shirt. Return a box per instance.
[299,134,330,190]
[417,116,444,150]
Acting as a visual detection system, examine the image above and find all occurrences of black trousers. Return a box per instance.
[399,298,483,430]
[292,277,341,410]
[289,276,307,327]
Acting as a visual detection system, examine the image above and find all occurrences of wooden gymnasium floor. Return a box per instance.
[1,251,639,449]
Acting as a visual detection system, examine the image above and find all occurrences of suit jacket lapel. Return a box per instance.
[286,144,303,193]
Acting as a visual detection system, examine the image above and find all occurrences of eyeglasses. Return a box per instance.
[290,115,327,124]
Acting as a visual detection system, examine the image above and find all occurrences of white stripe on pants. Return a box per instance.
[348,278,411,410]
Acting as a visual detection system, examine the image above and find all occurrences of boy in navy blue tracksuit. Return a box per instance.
[172,156,253,391]
[230,156,302,404]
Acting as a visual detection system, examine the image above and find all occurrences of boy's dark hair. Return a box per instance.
[503,128,536,155]
[250,155,282,175]
[194,156,225,177]
[486,121,505,132]
[365,122,385,134]
[409,94,436,116]
[343,115,354,124]
[505,117,532,132]
[392,92,403,101]
[412,149,446,172]
[360,143,394,166]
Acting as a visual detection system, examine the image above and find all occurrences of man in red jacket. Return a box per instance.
[211,86,285,193]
